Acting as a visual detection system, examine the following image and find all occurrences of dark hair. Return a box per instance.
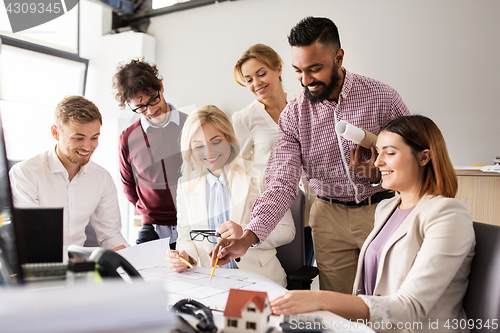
[112,59,163,108]
[288,16,341,50]
[381,115,457,198]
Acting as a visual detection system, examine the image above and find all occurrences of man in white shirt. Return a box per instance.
[9,96,129,251]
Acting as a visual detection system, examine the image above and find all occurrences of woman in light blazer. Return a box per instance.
[271,115,475,332]
[165,105,295,287]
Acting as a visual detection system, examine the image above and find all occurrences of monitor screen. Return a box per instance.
[13,207,63,264]
[0,111,23,285]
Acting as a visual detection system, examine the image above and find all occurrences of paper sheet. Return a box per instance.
[118,237,171,270]
[118,239,288,310]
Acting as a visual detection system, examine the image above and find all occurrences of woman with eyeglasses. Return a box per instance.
[164,105,295,286]
[270,115,475,332]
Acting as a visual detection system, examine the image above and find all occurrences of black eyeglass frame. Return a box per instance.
[127,90,161,114]
[189,230,219,244]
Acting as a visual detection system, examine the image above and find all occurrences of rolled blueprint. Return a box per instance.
[335,120,378,149]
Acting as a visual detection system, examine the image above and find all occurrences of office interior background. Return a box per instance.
[1,0,499,243]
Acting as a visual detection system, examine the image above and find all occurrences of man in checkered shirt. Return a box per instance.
[212,17,410,294]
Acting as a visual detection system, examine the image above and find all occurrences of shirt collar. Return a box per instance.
[48,146,87,176]
[206,170,228,187]
[339,67,353,100]
[141,103,180,132]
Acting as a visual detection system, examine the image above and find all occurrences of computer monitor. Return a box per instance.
[0,111,23,285]
[13,207,63,264]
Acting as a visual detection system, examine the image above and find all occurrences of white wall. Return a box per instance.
[78,0,500,236]
[79,1,155,242]
[147,0,500,166]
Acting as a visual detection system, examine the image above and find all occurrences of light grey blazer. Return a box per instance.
[353,195,475,333]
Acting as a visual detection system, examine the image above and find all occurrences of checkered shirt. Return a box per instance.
[247,69,411,243]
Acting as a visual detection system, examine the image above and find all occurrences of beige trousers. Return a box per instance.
[309,198,377,294]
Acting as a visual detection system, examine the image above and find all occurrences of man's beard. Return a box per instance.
[65,150,93,167]
[303,64,342,103]
[147,103,170,126]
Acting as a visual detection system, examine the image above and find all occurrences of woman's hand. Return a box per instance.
[165,249,193,273]
[270,290,324,315]
[216,220,243,239]
[271,290,370,322]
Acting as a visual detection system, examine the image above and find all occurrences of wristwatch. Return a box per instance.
[369,177,383,187]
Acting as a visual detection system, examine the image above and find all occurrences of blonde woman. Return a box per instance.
[165,105,295,286]
[232,43,294,164]
[233,44,315,264]
[271,115,475,333]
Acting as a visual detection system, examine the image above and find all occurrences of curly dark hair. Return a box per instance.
[288,16,341,50]
[112,59,163,108]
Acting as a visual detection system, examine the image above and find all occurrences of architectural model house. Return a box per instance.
[223,289,271,332]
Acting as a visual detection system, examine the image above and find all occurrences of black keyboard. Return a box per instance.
[22,262,67,281]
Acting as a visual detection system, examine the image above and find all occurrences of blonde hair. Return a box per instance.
[233,44,283,87]
[180,105,242,190]
[54,95,102,129]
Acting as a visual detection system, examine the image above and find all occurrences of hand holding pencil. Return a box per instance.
[165,249,193,273]
[209,248,221,281]
[208,230,258,269]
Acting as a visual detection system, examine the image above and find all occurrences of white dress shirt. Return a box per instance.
[9,148,129,249]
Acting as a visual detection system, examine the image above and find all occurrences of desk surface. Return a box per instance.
[118,238,289,309]
[119,239,375,333]
[0,239,374,333]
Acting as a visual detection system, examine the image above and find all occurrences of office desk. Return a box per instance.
[118,238,290,309]
[455,169,500,225]
[0,279,175,333]
[0,239,374,333]
[119,239,375,333]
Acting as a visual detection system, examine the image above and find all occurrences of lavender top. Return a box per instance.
[364,206,415,295]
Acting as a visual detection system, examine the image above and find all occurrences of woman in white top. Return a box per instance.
[233,44,315,265]
[164,105,295,286]
[232,44,294,164]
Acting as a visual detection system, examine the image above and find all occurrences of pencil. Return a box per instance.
[178,255,193,268]
[209,248,221,281]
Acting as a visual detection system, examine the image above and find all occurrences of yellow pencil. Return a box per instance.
[178,255,193,268]
[209,248,221,281]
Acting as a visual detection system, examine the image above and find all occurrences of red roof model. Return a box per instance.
[223,289,269,318]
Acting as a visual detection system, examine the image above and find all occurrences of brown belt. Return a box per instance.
[317,190,394,208]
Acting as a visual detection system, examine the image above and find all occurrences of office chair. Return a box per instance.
[463,222,500,333]
[276,191,319,290]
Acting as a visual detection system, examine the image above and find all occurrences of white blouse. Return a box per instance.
[232,93,295,165]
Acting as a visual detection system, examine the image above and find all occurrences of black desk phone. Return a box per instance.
[68,247,141,280]
[170,299,217,333]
